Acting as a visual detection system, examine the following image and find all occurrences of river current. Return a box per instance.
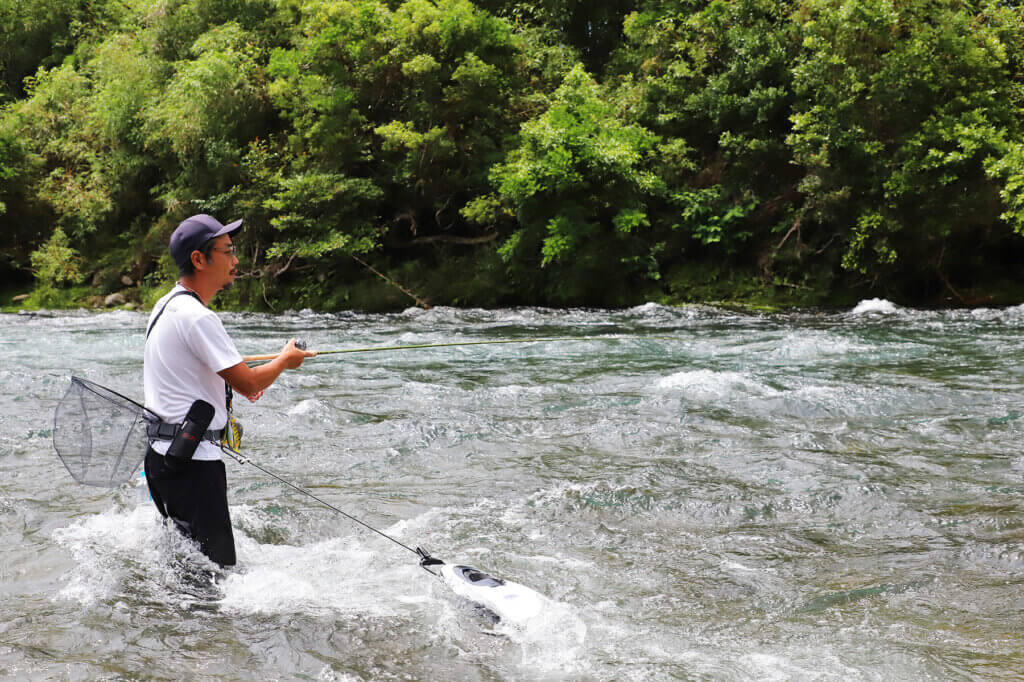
[1,300,1023,680]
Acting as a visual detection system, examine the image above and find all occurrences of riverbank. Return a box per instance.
[6,255,1024,315]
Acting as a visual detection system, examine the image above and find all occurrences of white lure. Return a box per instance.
[440,564,547,625]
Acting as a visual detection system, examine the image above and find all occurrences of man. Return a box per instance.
[143,213,313,567]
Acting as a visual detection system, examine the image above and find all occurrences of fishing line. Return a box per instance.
[54,377,560,620]
[221,442,554,624]
[218,444,426,560]
[53,375,435,562]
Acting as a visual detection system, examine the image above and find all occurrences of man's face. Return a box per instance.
[202,234,239,291]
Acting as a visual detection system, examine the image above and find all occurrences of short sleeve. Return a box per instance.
[186,311,244,373]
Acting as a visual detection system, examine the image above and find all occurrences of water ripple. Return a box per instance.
[3,305,1024,678]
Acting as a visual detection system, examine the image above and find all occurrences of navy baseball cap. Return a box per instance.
[169,214,243,268]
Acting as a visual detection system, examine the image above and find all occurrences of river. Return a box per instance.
[1,300,1022,680]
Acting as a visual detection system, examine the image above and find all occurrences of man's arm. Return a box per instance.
[218,338,314,397]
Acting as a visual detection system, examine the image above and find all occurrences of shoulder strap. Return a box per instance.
[145,287,235,422]
[145,288,202,339]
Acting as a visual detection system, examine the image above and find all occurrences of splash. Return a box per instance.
[655,369,777,400]
[51,503,216,607]
[850,298,899,315]
[218,534,420,618]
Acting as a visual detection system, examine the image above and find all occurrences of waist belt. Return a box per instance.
[146,421,224,442]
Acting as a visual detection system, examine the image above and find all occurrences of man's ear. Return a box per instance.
[190,250,205,270]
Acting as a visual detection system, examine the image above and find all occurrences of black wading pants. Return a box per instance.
[144,445,237,567]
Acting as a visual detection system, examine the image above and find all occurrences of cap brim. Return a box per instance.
[213,218,243,238]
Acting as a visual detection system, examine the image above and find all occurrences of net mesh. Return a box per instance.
[53,376,156,487]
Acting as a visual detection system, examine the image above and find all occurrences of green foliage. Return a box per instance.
[19,284,93,310]
[268,0,527,249]
[0,122,18,214]
[0,0,129,102]
[987,142,1024,235]
[611,0,799,276]
[489,64,662,302]
[664,261,827,308]
[787,0,1023,277]
[29,228,84,287]
[146,22,267,162]
[3,27,166,244]
[672,186,756,250]
[476,0,637,73]
[144,0,284,61]
[13,63,117,237]
[1,0,1023,309]
[263,172,382,259]
[87,34,162,146]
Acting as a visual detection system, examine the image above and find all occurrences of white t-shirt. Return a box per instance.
[144,284,243,461]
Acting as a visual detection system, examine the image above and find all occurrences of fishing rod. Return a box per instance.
[56,376,554,623]
[218,442,550,623]
[242,336,613,363]
[220,440,552,622]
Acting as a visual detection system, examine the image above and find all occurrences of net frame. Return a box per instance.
[53,375,159,487]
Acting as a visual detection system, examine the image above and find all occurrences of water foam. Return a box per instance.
[218,534,420,618]
[655,369,777,400]
[505,598,587,674]
[767,332,869,362]
[287,398,328,417]
[390,500,589,673]
[850,298,899,315]
[51,503,210,606]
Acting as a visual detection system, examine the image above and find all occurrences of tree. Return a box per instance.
[260,0,547,301]
[787,0,1024,291]
[29,227,84,287]
[612,0,798,270]
[474,0,638,74]
[482,63,662,303]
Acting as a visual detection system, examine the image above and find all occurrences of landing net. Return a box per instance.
[53,376,156,487]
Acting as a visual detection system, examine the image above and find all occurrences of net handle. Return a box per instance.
[71,375,161,422]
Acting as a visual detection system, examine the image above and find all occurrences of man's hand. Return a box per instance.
[280,337,316,369]
[220,338,317,397]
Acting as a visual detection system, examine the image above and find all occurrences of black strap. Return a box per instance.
[225,380,234,417]
[145,288,202,339]
[145,289,232,416]
[145,286,233,441]
[146,421,225,442]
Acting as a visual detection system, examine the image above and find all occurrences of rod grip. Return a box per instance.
[242,353,278,362]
